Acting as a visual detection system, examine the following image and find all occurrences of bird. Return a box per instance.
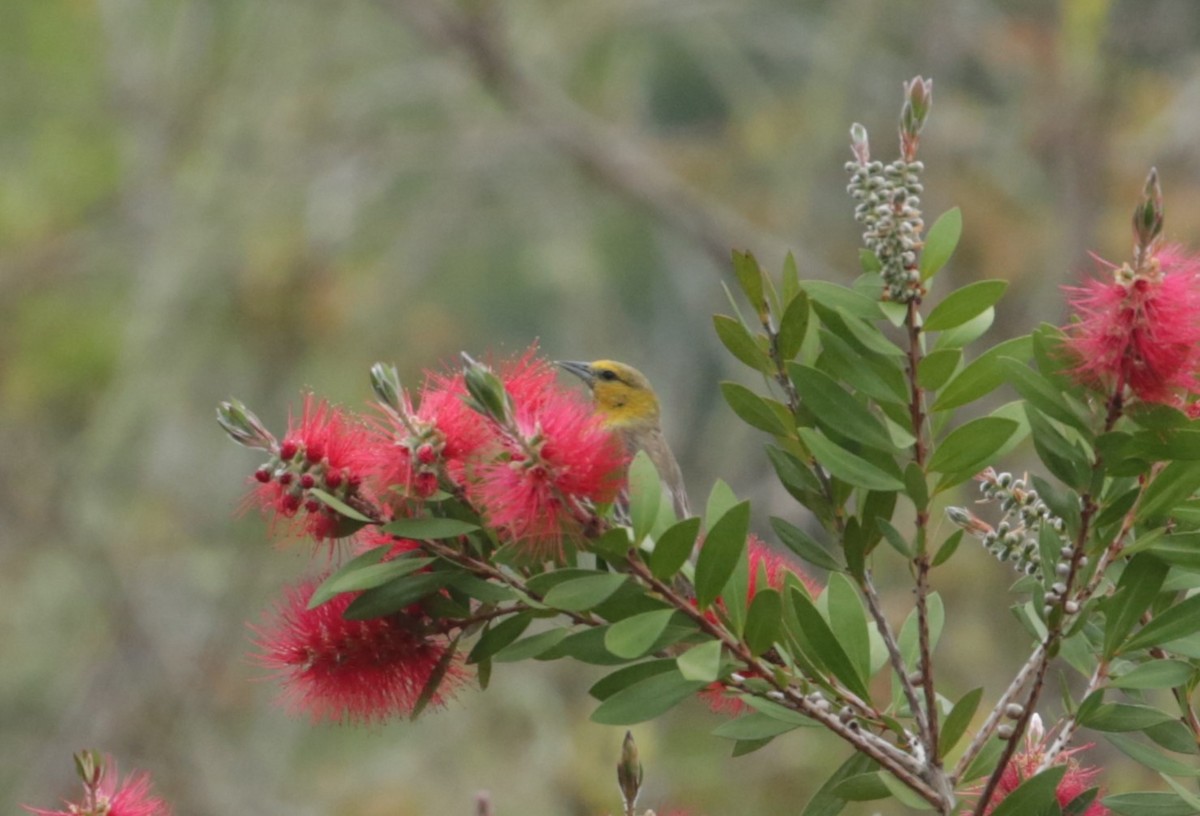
[556,359,691,520]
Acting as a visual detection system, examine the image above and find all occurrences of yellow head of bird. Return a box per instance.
[555,360,661,429]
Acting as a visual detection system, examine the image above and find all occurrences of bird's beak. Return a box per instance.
[554,360,595,386]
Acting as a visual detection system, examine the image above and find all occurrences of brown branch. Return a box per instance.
[378,0,809,272]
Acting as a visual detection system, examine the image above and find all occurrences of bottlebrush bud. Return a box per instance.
[217,399,278,452]
[461,352,513,425]
[1133,166,1164,261]
[370,362,405,413]
[616,730,643,811]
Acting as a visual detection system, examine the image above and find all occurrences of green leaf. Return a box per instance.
[919,207,963,281]
[1139,461,1200,525]
[1107,733,1200,777]
[411,634,461,719]
[712,711,805,741]
[1079,702,1174,732]
[695,501,751,610]
[928,417,1019,474]
[344,571,454,619]
[1001,357,1089,432]
[467,613,532,664]
[604,609,680,659]
[801,280,882,320]
[767,446,823,497]
[721,382,791,436]
[744,588,783,655]
[988,765,1067,816]
[309,555,434,609]
[825,573,871,683]
[932,529,964,567]
[493,628,569,662]
[1123,593,1200,653]
[704,480,740,531]
[1104,553,1170,658]
[778,289,811,360]
[924,280,1008,332]
[650,517,702,581]
[800,753,877,816]
[831,773,891,801]
[305,545,389,606]
[627,450,662,541]
[791,363,897,453]
[1111,660,1195,690]
[589,659,677,700]
[934,335,1033,411]
[590,668,707,725]
[732,249,765,312]
[940,687,983,758]
[771,516,844,572]
[1103,791,1200,816]
[790,586,870,700]
[934,307,995,350]
[1026,406,1089,489]
[782,252,801,302]
[714,314,770,372]
[918,348,961,391]
[1147,534,1200,574]
[542,573,628,612]
[382,517,480,539]
[677,638,724,683]
[798,427,904,492]
[308,487,374,523]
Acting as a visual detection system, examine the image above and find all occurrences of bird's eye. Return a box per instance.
[599,369,618,381]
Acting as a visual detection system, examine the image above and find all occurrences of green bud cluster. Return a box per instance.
[845,145,926,302]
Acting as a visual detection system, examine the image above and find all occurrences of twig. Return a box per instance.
[1038,659,1109,771]
[379,0,808,273]
[863,572,932,747]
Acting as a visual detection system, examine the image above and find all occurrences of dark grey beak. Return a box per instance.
[554,360,595,386]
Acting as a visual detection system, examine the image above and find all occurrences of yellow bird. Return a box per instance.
[556,360,691,520]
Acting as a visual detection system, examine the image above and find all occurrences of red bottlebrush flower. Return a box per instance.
[1063,246,1200,407]
[979,715,1109,816]
[469,377,625,560]
[367,370,496,503]
[24,757,171,816]
[252,576,467,724]
[352,526,424,561]
[248,394,377,542]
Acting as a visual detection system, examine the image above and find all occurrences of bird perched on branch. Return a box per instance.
[556,360,691,520]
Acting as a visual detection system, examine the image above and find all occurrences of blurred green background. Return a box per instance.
[6,0,1200,813]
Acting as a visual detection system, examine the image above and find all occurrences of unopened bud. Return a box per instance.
[616,730,643,811]
[850,123,870,165]
[73,750,104,788]
[217,399,278,452]
[461,353,513,424]
[1133,167,1164,261]
[1005,703,1024,719]
[370,362,405,412]
[997,724,1015,740]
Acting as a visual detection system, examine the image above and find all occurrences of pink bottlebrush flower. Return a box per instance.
[701,536,823,716]
[980,715,1108,815]
[1063,246,1200,407]
[468,351,625,560]
[24,756,170,816]
[248,394,378,542]
[252,576,466,724]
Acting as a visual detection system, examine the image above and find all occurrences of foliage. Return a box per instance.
[213,79,1200,815]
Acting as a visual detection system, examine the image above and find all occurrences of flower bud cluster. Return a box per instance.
[946,470,1068,580]
[845,144,926,302]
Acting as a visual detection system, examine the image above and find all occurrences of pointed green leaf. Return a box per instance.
[919,207,962,281]
[589,659,678,700]
[924,280,1008,332]
[1122,593,1200,653]
[798,428,904,492]
[744,588,783,655]
[627,450,662,541]
[801,280,882,320]
[712,711,805,741]
[382,517,479,539]
[590,668,707,725]
[940,687,984,758]
[771,516,843,572]
[1138,461,1200,525]
[308,487,373,523]
[542,573,628,612]
[493,627,569,662]
[650,516,702,580]
[732,250,765,312]
[344,571,454,619]
[604,609,680,659]
[918,348,961,391]
[467,613,533,664]
[1104,553,1169,658]
[714,314,770,372]
[801,753,877,816]
[1111,660,1195,690]
[677,638,724,683]
[826,573,871,683]
[1106,733,1200,777]
[988,765,1066,816]
[934,307,995,350]
[721,382,791,436]
[704,480,740,531]
[1103,792,1199,816]
[791,363,897,453]
[934,335,1033,411]
[695,501,751,609]
[1079,702,1174,732]
[928,417,1018,475]
[778,289,811,360]
[790,586,870,700]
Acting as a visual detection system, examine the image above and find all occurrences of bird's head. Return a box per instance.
[555,359,661,429]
